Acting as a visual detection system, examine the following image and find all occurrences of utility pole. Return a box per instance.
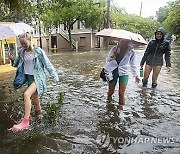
[103,0,110,48]
[37,0,42,48]
[106,0,110,28]
[140,1,142,17]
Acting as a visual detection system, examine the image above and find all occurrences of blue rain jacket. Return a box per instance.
[12,46,59,95]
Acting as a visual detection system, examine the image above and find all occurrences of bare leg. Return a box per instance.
[32,91,41,121]
[152,66,162,87]
[107,82,116,102]
[118,83,127,105]
[12,82,37,131]
[142,64,152,86]
[12,82,36,131]
[32,91,41,111]
[24,82,37,119]
[144,64,152,80]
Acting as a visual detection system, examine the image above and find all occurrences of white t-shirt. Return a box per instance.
[24,50,34,75]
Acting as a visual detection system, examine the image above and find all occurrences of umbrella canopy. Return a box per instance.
[0,24,7,32]
[96,28,147,45]
[0,22,34,40]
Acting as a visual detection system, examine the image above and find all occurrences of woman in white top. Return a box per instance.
[104,39,140,108]
[9,33,59,131]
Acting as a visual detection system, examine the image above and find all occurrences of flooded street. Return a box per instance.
[0,45,180,154]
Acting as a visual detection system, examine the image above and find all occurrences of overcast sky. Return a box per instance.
[112,0,174,18]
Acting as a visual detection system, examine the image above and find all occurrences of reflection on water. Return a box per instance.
[0,46,180,153]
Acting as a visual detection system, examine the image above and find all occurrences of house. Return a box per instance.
[33,21,100,52]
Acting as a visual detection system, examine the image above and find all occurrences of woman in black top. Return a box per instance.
[140,27,171,88]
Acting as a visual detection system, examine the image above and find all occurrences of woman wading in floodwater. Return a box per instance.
[103,39,140,108]
[9,33,59,131]
[140,27,171,88]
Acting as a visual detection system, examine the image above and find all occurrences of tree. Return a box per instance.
[156,6,170,24]
[111,12,160,39]
[163,0,180,42]
[83,2,104,30]
[0,0,25,13]
[42,0,104,49]
[0,0,37,24]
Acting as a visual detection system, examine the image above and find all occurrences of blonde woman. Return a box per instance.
[9,33,59,131]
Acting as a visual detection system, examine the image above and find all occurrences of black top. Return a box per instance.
[140,39,171,67]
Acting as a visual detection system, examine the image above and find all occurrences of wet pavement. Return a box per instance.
[0,45,180,154]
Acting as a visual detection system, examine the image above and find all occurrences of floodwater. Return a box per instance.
[0,45,180,154]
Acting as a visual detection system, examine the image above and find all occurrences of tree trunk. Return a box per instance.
[68,27,72,50]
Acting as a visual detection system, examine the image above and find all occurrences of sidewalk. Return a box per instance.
[0,64,15,74]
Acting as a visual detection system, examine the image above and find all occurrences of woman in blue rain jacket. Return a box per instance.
[9,33,59,131]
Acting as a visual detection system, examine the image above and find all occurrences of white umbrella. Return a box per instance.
[96,28,147,45]
[0,24,7,32]
[0,22,34,40]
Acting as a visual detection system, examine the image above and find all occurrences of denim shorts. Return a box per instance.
[25,75,35,87]
[110,68,129,84]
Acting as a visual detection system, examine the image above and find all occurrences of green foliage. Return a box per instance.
[163,0,180,42]
[43,92,64,124]
[3,0,177,44]
[111,13,160,39]
[0,0,49,24]
[156,1,176,24]
[26,132,39,142]
[0,0,25,13]
[58,92,65,105]
[43,102,58,123]
[83,2,104,29]
[97,0,106,6]
[156,6,170,24]
[0,1,37,24]
[155,0,180,43]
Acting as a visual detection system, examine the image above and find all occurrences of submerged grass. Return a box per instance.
[1,131,41,153]
[0,92,65,153]
[43,91,65,124]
